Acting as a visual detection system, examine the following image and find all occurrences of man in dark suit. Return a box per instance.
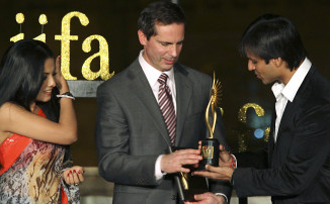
[95,1,231,203]
[193,14,330,203]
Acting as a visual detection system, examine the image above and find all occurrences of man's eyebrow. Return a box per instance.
[157,39,172,43]
[157,39,184,44]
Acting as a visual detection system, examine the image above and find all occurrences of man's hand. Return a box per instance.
[198,142,232,168]
[184,192,226,204]
[219,145,232,167]
[192,165,234,181]
[161,149,202,173]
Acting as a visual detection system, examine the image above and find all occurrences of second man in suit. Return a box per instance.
[193,14,330,203]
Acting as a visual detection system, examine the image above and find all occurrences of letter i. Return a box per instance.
[10,13,25,43]
[34,14,48,43]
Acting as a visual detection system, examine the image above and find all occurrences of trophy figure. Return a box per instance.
[198,72,222,170]
[174,72,222,201]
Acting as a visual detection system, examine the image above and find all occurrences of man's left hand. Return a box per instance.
[192,165,234,181]
[184,192,225,204]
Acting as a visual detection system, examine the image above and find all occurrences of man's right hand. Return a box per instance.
[160,149,202,173]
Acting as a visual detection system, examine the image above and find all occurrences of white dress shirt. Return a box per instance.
[139,51,177,112]
[271,58,311,142]
[138,50,176,180]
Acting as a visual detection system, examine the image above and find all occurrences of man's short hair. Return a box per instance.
[138,1,185,40]
[240,14,307,70]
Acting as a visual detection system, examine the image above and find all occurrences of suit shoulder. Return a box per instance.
[175,63,212,82]
[97,74,118,92]
[310,69,330,96]
[301,68,330,108]
[97,66,132,91]
[98,58,140,90]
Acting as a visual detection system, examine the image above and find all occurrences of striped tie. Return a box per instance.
[158,73,176,145]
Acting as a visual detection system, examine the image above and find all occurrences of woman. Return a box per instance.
[0,39,84,203]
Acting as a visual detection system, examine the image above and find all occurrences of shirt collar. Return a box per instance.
[271,82,285,101]
[271,57,311,102]
[138,50,174,87]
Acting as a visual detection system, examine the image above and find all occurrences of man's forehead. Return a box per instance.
[246,52,259,59]
[152,24,184,41]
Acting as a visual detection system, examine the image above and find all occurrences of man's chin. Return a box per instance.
[161,65,174,71]
[262,80,272,85]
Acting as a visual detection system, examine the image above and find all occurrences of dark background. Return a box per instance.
[2,0,330,166]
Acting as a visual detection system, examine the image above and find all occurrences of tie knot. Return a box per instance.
[158,73,168,85]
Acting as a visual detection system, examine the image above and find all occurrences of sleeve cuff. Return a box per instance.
[155,154,166,181]
[231,154,237,169]
[215,193,228,203]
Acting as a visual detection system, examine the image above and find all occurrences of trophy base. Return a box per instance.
[198,138,219,170]
[169,146,209,202]
[179,174,208,202]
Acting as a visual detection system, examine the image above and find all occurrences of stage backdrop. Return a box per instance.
[1,0,330,166]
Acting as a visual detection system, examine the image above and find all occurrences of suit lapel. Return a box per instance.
[275,101,295,145]
[268,102,276,166]
[173,64,193,146]
[126,60,194,147]
[128,60,172,145]
[275,66,314,145]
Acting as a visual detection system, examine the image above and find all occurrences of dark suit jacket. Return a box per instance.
[233,66,330,203]
[95,58,231,204]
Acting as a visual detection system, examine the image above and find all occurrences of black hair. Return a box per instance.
[138,1,186,40]
[240,14,307,70]
[0,39,54,111]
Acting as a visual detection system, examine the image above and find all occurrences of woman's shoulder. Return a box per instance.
[0,102,31,127]
[0,102,26,115]
[0,103,23,144]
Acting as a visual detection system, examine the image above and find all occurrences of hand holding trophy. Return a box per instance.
[198,72,223,170]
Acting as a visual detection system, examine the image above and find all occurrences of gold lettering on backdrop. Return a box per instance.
[34,14,48,42]
[237,103,270,152]
[11,14,48,43]
[55,12,89,80]
[238,103,265,123]
[82,35,114,80]
[10,11,113,81]
[10,13,25,42]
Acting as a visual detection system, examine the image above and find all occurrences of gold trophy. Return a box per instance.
[198,72,222,170]
[173,72,222,201]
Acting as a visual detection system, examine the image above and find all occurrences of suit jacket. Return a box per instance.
[95,58,231,204]
[234,66,330,203]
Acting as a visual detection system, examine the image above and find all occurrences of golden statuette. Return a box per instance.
[205,71,222,138]
[199,71,222,170]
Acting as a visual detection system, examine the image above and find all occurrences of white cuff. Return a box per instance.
[155,154,166,181]
[215,193,228,203]
[231,153,237,169]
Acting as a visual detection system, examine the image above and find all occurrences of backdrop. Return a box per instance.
[1,0,330,166]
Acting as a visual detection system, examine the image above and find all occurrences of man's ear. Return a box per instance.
[138,30,147,46]
[271,57,284,67]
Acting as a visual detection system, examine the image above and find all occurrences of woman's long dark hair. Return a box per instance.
[0,39,54,111]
